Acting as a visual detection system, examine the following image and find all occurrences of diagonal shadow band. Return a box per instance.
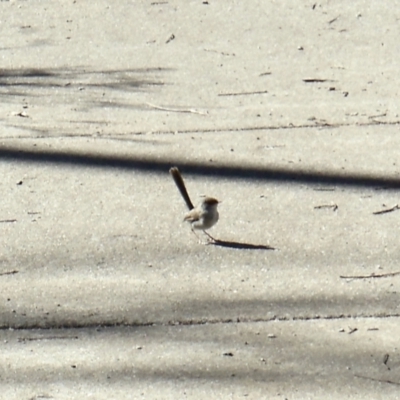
[0,145,400,189]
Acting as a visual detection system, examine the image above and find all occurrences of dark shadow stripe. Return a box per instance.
[0,146,399,188]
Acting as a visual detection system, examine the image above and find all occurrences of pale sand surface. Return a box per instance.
[1,1,400,398]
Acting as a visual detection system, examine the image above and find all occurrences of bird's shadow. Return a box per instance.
[208,238,276,250]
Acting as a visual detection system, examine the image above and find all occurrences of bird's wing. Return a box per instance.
[183,209,200,222]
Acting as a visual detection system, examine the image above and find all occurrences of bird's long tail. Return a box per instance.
[169,167,194,210]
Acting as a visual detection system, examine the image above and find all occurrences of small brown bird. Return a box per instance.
[169,167,220,242]
[183,196,220,241]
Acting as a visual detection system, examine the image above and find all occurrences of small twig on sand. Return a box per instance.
[165,34,175,44]
[354,374,400,386]
[303,78,331,83]
[314,204,338,211]
[218,90,268,96]
[373,204,400,215]
[18,336,79,342]
[0,270,19,276]
[146,102,208,115]
[383,353,390,370]
[340,271,400,279]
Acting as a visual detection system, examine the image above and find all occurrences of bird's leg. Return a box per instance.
[190,227,206,244]
[203,230,217,243]
[191,227,215,245]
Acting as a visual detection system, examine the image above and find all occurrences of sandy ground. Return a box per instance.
[1,1,400,398]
